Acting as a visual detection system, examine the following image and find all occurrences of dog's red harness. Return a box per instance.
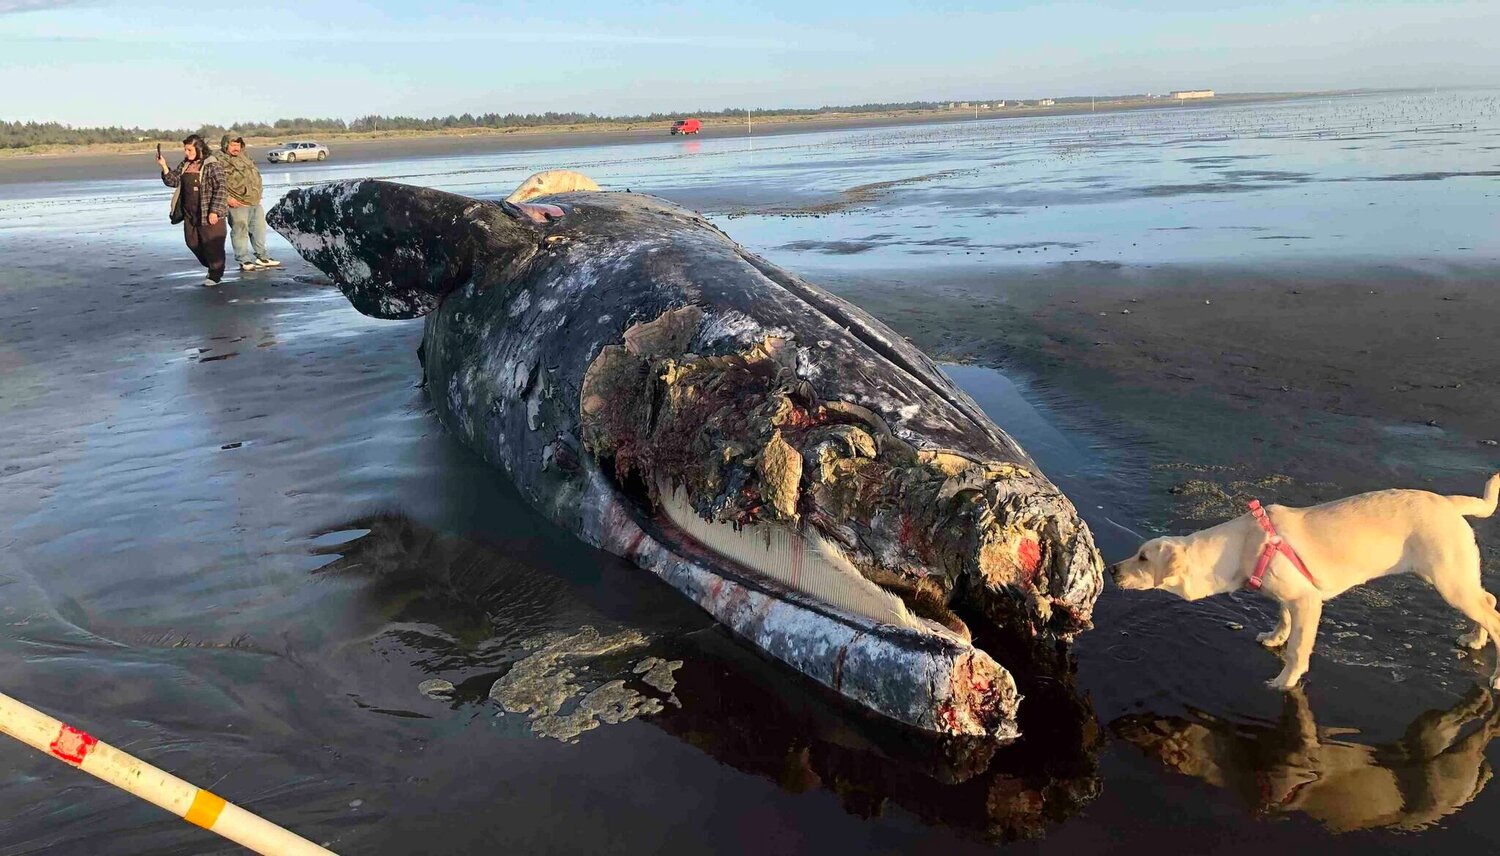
[1245,500,1318,591]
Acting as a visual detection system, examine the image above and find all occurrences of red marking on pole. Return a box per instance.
[49,725,98,766]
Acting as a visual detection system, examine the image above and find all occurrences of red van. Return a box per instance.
[670,118,702,135]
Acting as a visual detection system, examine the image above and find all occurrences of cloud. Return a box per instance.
[0,0,91,13]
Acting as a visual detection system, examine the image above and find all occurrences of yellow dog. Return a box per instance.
[1113,474,1500,690]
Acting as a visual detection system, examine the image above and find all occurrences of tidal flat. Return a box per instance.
[1,90,1497,853]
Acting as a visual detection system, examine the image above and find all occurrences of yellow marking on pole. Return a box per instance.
[185,788,227,829]
[0,689,336,855]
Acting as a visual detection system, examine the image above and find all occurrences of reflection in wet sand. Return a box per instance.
[1112,687,1500,831]
[315,514,1103,842]
[650,628,1103,843]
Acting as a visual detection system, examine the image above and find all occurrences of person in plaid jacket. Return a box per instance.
[157,134,229,286]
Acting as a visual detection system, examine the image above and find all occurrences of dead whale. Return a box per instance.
[268,173,1104,737]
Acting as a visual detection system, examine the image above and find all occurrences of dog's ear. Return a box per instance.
[1153,540,1185,583]
[1157,541,1198,600]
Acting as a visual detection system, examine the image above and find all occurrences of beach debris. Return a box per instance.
[1167,472,1295,521]
[417,679,455,700]
[1482,440,1497,447]
[633,656,684,697]
[1226,622,1244,631]
[488,626,665,743]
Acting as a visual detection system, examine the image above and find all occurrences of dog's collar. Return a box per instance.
[1245,500,1319,591]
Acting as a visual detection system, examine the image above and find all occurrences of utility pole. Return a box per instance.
[747,108,751,135]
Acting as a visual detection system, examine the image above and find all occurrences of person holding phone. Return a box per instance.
[156,134,229,287]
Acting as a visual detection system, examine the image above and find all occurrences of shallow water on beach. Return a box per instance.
[2,91,1499,853]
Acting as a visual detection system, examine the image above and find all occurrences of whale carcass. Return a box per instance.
[268,174,1104,738]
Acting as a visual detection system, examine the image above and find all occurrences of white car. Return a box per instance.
[266,141,329,163]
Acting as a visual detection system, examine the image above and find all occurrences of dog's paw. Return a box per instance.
[1258,630,1288,647]
[1266,672,1303,691]
[1459,629,1489,651]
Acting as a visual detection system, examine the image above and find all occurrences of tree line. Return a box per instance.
[1,102,946,150]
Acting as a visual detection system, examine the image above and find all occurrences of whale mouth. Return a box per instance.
[579,306,1100,650]
[653,481,969,642]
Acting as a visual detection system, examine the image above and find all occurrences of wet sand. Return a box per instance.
[830,260,1500,517]
[0,92,1319,186]
[0,241,1120,853]
[5,217,1497,856]
[4,91,1500,853]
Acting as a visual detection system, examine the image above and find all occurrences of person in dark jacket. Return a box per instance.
[156,134,229,287]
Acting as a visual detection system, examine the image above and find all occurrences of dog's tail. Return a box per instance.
[1449,473,1500,518]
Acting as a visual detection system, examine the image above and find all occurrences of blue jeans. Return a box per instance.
[228,202,268,264]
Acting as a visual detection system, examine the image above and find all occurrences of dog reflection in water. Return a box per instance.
[1113,686,1500,831]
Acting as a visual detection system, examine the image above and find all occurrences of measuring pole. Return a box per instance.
[0,690,335,855]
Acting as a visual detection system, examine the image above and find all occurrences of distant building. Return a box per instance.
[978,103,990,109]
[1039,98,1056,106]
[959,102,971,109]
[995,100,1007,108]
[1170,90,1215,100]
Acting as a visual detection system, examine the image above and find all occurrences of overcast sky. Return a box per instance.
[2,0,1496,128]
